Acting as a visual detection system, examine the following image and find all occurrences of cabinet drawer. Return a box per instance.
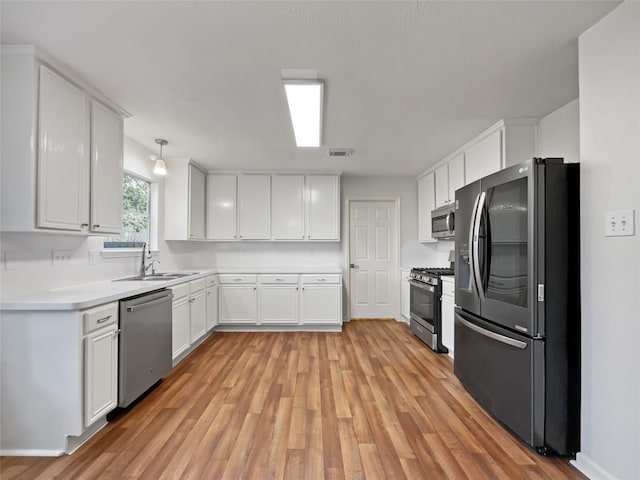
[260,274,298,284]
[83,302,118,334]
[190,278,206,293]
[171,283,190,302]
[219,274,257,284]
[206,275,218,287]
[302,274,341,285]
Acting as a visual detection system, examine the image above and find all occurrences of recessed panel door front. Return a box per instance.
[349,201,397,319]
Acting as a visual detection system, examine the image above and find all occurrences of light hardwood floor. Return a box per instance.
[1,320,585,479]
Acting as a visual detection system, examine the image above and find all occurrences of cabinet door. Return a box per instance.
[172,298,191,359]
[465,129,502,184]
[307,175,339,240]
[441,295,455,358]
[84,325,118,426]
[260,285,299,324]
[435,164,449,207]
[90,100,123,234]
[190,290,207,343]
[37,66,89,231]
[418,172,435,242]
[189,165,206,240]
[448,153,465,201]
[206,287,218,331]
[238,175,270,239]
[302,285,341,324]
[206,174,237,240]
[272,175,305,240]
[401,273,410,321]
[219,285,257,324]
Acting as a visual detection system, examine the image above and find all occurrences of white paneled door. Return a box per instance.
[349,201,398,319]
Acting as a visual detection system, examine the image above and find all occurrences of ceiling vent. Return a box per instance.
[328,148,353,157]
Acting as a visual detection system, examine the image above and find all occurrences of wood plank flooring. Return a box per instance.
[1,320,586,479]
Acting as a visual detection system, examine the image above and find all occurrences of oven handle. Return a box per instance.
[472,191,486,301]
[409,280,435,293]
[456,315,527,349]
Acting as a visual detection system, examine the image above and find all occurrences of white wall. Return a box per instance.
[340,175,448,269]
[574,2,640,479]
[537,98,580,163]
[0,137,176,298]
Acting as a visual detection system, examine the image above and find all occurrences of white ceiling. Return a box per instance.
[1,1,619,176]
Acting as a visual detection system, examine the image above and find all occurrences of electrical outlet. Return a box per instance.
[88,250,98,265]
[605,209,635,237]
[52,250,72,267]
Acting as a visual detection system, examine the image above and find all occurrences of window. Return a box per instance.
[104,173,151,248]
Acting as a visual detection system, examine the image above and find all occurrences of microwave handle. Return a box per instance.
[446,212,453,233]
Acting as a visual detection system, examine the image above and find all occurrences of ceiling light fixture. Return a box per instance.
[153,138,168,176]
[283,80,323,148]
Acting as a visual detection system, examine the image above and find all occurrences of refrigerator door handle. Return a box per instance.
[469,193,481,298]
[472,191,486,301]
[457,315,527,349]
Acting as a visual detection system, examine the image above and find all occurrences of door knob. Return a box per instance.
[349,263,358,268]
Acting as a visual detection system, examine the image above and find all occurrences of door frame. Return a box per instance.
[343,197,402,322]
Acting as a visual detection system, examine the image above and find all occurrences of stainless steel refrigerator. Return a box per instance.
[454,158,580,456]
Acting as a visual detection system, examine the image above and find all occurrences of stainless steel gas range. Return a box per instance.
[409,267,454,353]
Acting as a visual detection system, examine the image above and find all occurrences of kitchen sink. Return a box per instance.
[113,272,199,282]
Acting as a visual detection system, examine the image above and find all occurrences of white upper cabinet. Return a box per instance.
[164,159,206,240]
[307,174,340,240]
[238,174,271,239]
[188,165,206,240]
[0,46,126,234]
[434,164,449,208]
[465,128,502,184]
[418,172,435,243]
[206,174,237,240]
[37,65,90,231]
[90,100,123,234]
[448,153,465,202]
[272,174,305,240]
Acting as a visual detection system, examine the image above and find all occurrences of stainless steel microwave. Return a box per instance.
[431,204,455,239]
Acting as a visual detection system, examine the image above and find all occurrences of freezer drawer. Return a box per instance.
[453,310,544,448]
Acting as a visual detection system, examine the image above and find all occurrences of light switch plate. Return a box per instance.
[605,209,635,237]
[88,250,98,265]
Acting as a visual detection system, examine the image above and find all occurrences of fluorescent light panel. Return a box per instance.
[283,81,323,147]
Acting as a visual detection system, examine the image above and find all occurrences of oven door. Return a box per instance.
[409,280,436,329]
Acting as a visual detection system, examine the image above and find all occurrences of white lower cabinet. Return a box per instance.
[219,275,258,324]
[189,281,207,343]
[171,279,208,360]
[401,270,410,321]
[83,302,118,427]
[206,288,218,331]
[260,284,299,324]
[301,275,342,325]
[441,277,455,358]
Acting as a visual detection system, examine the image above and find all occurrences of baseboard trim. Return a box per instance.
[0,448,65,457]
[571,453,621,480]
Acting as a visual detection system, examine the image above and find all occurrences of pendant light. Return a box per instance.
[153,138,168,176]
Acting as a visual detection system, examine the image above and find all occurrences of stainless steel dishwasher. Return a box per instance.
[118,289,173,408]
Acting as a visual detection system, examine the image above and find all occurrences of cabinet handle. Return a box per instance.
[318,278,326,282]
[96,315,112,324]
[233,278,242,282]
[253,287,256,292]
[93,224,100,229]
[275,278,283,282]
[81,223,89,228]
[296,287,299,291]
[112,329,121,338]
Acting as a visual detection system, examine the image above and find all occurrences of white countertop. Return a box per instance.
[0,266,343,311]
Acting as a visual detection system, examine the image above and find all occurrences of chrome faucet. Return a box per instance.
[139,243,160,277]
[139,242,148,277]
